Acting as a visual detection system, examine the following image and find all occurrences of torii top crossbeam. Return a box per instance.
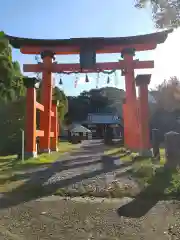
[5,29,172,55]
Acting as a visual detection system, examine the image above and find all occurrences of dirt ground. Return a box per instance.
[0,140,179,239]
[0,196,180,240]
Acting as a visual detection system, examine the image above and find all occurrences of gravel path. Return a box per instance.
[38,140,138,195]
[0,140,138,209]
[0,196,180,239]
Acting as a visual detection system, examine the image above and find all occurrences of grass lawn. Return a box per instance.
[0,141,79,171]
[104,146,180,199]
[104,147,132,161]
[19,141,79,169]
[127,148,180,199]
[104,146,129,155]
[0,141,80,192]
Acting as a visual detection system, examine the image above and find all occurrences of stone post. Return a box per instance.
[152,128,160,161]
[51,100,59,151]
[165,131,180,168]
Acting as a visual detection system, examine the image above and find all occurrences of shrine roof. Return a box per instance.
[5,29,173,49]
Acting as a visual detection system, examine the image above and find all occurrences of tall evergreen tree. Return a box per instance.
[0,31,25,103]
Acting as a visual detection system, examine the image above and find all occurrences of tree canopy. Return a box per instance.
[53,86,68,122]
[0,31,25,103]
[149,76,180,141]
[150,76,180,111]
[37,82,68,122]
[64,87,125,124]
[135,0,180,28]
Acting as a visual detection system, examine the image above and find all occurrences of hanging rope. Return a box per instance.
[59,77,63,85]
[85,74,89,83]
[107,76,110,84]
[54,68,118,89]
[34,55,42,80]
[101,69,116,75]
[52,77,56,88]
[74,74,79,88]
[96,72,100,88]
[56,69,117,75]
[114,70,119,87]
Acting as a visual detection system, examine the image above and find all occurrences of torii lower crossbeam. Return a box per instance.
[23,60,154,73]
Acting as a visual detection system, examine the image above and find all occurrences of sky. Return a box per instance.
[0,0,179,96]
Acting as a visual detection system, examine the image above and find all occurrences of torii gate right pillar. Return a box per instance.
[136,74,151,156]
[121,48,139,150]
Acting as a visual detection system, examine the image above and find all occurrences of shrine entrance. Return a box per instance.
[6,30,172,158]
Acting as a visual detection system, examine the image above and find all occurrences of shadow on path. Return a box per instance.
[117,167,176,218]
[3,157,103,184]
[0,146,133,210]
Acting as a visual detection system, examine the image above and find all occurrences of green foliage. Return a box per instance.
[0,33,25,103]
[66,87,124,124]
[130,158,180,198]
[53,86,68,122]
[37,83,68,122]
[0,97,25,155]
[132,160,156,185]
[150,77,180,141]
[135,0,180,28]
[0,31,5,37]
[164,169,180,195]
[152,77,180,111]
[0,32,27,154]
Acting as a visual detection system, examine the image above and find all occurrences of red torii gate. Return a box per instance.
[6,29,172,157]
[23,76,59,158]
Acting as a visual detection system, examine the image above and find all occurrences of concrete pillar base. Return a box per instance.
[40,149,51,154]
[124,146,139,153]
[25,151,37,159]
[51,147,59,152]
[138,149,152,157]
